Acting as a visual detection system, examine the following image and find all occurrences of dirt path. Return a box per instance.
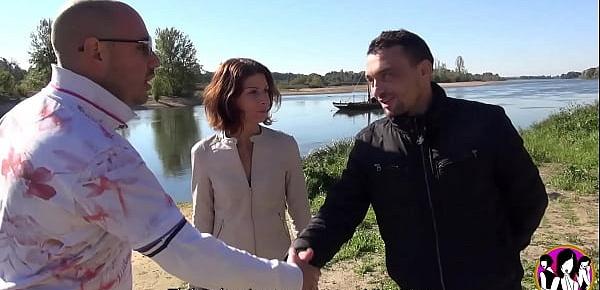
[132,165,599,289]
[131,203,389,290]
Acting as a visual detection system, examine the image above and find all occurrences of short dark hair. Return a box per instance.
[203,58,280,134]
[540,254,553,265]
[579,256,591,264]
[367,29,434,66]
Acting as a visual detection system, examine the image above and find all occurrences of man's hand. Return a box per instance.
[287,247,320,290]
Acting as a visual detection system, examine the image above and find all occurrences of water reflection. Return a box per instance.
[333,109,385,126]
[151,107,200,177]
[124,79,598,202]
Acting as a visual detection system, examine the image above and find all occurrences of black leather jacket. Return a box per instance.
[294,83,548,290]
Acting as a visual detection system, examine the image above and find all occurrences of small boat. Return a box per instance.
[333,108,384,117]
[333,99,381,110]
[332,73,381,111]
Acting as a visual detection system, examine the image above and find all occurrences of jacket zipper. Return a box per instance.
[234,143,258,254]
[414,118,447,290]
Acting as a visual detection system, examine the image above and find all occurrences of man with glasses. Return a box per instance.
[0,1,316,290]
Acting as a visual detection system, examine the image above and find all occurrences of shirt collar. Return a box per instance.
[215,126,265,145]
[47,64,136,130]
[389,82,449,129]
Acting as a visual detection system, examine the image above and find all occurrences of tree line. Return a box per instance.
[1,19,55,101]
[0,19,209,101]
[10,18,578,103]
[432,56,503,83]
[507,67,598,80]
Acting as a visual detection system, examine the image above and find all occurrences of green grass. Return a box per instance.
[303,140,383,263]
[303,139,353,199]
[306,187,384,264]
[328,207,385,263]
[521,101,599,194]
[303,139,396,287]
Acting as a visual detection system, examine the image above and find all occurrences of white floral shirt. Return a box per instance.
[0,65,183,290]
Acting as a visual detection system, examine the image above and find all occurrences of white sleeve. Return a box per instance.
[191,143,215,234]
[141,222,303,290]
[285,137,310,236]
[73,146,184,249]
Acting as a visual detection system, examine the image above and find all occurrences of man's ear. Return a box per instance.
[419,60,433,78]
[81,37,104,62]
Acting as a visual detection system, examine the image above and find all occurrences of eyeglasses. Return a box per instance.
[78,37,153,55]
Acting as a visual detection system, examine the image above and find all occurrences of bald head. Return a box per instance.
[49,0,158,106]
[52,0,144,68]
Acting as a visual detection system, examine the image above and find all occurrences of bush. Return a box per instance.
[522,102,599,194]
[0,69,16,98]
[302,139,353,199]
[151,72,173,101]
[17,67,48,96]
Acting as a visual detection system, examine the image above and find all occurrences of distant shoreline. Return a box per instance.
[138,80,504,110]
[279,80,503,96]
[1,80,503,114]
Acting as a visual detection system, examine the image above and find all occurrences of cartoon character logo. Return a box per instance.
[535,245,593,290]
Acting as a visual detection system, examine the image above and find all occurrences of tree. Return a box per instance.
[581,67,599,80]
[154,27,202,98]
[18,67,49,96]
[322,70,365,86]
[433,60,452,83]
[0,58,26,98]
[455,56,465,75]
[307,74,324,88]
[0,69,16,100]
[28,18,56,88]
[150,74,173,101]
[561,71,582,79]
[290,75,308,85]
[197,68,214,86]
[0,58,26,82]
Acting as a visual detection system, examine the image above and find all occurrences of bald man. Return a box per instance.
[0,1,316,290]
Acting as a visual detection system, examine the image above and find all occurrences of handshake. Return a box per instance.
[287,247,321,290]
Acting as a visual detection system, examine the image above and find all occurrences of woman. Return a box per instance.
[577,256,591,290]
[554,248,579,290]
[538,254,557,290]
[191,58,310,262]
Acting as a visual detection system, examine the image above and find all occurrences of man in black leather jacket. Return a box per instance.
[293,29,548,290]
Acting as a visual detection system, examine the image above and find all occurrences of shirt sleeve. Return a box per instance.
[285,136,311,236]
[293,139,371,267]
[492,106,548,251]
[72,145,184,249]
[149,222,303,290]
[191,142,215,234]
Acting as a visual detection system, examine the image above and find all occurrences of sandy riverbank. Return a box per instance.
[131,203,389,290]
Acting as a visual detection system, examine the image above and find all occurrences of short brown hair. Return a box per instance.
[203,58,281,134]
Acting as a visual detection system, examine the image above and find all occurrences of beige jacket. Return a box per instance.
[191,126,310,260]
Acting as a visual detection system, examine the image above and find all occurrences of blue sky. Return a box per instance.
[0,0,598,77]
